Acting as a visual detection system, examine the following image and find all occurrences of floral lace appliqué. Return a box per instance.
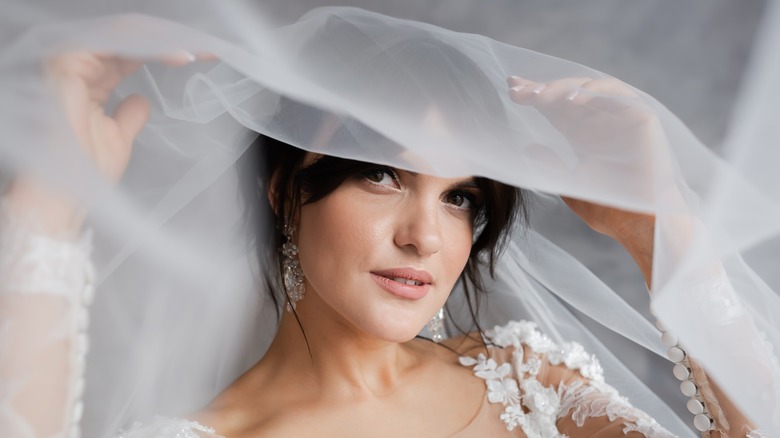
[460,320,675,438]
[115,417,223,438]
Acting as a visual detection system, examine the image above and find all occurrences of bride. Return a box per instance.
[1,6,776,438]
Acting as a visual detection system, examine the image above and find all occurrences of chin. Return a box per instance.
[362,312,428,343]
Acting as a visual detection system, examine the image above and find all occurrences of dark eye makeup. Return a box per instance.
[360,166,482,211]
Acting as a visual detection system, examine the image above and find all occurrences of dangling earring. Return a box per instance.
[281,223,305,312]
[427,307,446,343]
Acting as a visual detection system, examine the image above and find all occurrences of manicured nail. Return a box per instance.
[510,85,527,92]
[565,90,580,101]
[510,75,522,80]
[532,84,546,94]
[183,51,196,62]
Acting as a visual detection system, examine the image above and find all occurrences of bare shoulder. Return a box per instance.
[452,320,605,386]
[187,367,289,438]
[440,330,489,358]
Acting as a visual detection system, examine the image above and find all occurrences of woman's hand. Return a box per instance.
[562,197,656,286]
[43,52,152,182]
[560,196,654,245]
[507,75,661,284]
[4,52,198,235]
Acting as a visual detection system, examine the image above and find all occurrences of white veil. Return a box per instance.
[1,1,779,436]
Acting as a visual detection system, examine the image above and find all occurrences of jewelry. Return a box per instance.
[426,307,446,343]
[281,224,305,311]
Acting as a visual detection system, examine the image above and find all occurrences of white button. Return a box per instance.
[72,378,85,400]
[82,284,95,306]
[84,265,95,285]
[673,363,690,380]
[686,398,704,414]
[73,356,85,378]
[76,333,90,356]
[681,380,698,397]
[667,346,685,363]
[77,308,90,332]
[661,331,678,347]
[693,413,712,431]
[71,401,84,423]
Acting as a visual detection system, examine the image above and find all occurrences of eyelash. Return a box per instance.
[362,167,479,210]
[445,191,477,210]
[363,167,400,188]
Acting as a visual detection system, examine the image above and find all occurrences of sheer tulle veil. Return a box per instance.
[2,1,780,436]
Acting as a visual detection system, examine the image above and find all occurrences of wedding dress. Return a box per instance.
[2,2,780,437]
[0,221,677,437]
[115,323,678,437]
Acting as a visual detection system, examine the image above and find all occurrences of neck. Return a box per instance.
[260,292,423,400]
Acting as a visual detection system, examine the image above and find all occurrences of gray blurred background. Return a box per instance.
[263,0,768,432]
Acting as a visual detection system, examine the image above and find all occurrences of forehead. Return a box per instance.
[303,105,471,178]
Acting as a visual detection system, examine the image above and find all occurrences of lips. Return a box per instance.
[370,268,433,300]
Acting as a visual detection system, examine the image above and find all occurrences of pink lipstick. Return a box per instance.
[370,268,433,300]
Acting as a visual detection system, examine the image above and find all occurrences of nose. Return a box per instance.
[393,196,442,257]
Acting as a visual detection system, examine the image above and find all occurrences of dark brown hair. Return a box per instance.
[238,17,530,344]
[238,134,528,344]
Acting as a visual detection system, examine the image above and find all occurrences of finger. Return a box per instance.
[92,56,144,101]
[113,94,150,146]
[158,51,217,66]
[193,52,218,62]
[579,78,639,98]
[114,58,145,77]
[508,75,639,105]
[508,76,593,106]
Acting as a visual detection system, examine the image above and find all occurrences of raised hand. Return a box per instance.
[43,52,152,182]
[507,75,662,281]
[5,52,199,234]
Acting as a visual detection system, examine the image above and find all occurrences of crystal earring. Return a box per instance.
[281,224,305,312]
[426,307,446,343]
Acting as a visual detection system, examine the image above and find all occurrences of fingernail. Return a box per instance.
[510,75,522,80]
[532,84,546,94]
[183,51,196,62]
[510,85,527,92]
[565,90,580,101]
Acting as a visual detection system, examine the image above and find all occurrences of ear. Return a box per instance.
[267,168,281,218]
[267,166,298,226]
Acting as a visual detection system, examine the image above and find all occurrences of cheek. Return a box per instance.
[295,191,388,291]
[294,183,477,339]
[444,221,474,280]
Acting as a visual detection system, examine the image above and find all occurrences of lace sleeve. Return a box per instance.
[114,417,224,438]
[0,204,94,438]
[471,320,676,437]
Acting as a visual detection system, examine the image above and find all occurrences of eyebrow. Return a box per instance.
[399,168,479,189]
[452,179,479,189]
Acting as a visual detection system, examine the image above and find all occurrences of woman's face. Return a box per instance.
[295,161,481,342]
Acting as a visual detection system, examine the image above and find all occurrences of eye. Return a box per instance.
[364,167,400,188]
[445,191,476,210]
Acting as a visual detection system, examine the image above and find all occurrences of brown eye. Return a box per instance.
[364,167,398,187]
[446,191,475,209]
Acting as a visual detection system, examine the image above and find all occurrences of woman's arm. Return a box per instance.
[0,52,152,437]
[0,178,100,436]
[563,199,760,437]
[506,74,766,437]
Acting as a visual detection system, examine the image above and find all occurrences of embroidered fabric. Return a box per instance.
[0,205,94,438]
[658,269,780,435]
[0,204,93,300]
[115,417,223,438]
[0,212,767,438]
[459,320,676,438]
